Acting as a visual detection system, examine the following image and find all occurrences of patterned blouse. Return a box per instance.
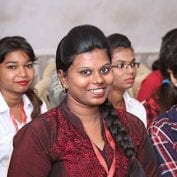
[8,99,159,177]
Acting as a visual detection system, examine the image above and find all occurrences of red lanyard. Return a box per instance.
[91,121,116,177]
[10,104,27,132]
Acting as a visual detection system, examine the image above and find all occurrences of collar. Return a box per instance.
[123,91,131,110]
[59,98,104,135]
[123,91,131,102]
[59,98,88,132]
[0,92,33,113]
[0,92,9,112]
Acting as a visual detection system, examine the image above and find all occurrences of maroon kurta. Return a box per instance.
[8,100,159,177]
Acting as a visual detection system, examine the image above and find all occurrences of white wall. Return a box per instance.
[1,0,177,55]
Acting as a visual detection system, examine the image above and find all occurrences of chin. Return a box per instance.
[16,89,29,94]
[93,99,107,106]
[125,84,133,89]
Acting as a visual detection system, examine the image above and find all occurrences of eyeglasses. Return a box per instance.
[112,62,140,70]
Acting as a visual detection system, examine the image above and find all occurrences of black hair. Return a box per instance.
[101,100,145,177]
[107,33,134,52]
[56,25,145,176]
[162,28,177,43]
[156,30,177,112]
[56,24,111,72]
[0,36,42,118]
[0,36,36,63]
[159,30,177,77]
[151,59,160,71]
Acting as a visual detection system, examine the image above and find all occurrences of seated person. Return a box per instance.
[107,33,147,127]
[137,28,177,102]
[149,105,177,176]
[144,29,177,128]
[7,24,159,177]
[0,36,47,177]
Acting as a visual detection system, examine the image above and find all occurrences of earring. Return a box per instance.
[63,86,68,93]
[60,82,67,93]
[63,87,66,93]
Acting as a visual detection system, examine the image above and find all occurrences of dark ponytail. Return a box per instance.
[100,100,145,177]
[26,88,43,119]
[156,82,177,113]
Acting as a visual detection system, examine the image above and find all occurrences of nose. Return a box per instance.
[18,67,27,77]
[93,72,104,84]
[125,64,135,74]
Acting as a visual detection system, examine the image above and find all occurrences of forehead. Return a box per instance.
[3,50,30,63]
[112,47,134,63]
[71,49,110,68]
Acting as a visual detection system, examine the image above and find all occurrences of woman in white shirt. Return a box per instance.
[0,36,47,177]
[107,33,147,127]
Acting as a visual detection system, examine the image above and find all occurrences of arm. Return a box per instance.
[124,112,160,177]
[149,124,177,177]
[8,115,56,177]
[131,119,160,177]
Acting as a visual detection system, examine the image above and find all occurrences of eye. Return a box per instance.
[100,65,111,74]
[80,69,92,76]
[7,65,17,70]
[26,63,34,68]
[117,63,125,69]
[131,62,140,68]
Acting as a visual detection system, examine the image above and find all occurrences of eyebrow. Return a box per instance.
[114,58,136,63]
[4,61,18,64]
[4,60,33,65]
[78,62,111,69]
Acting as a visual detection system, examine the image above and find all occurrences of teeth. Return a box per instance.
[91,88,103,94]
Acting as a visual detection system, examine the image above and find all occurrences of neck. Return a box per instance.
[108,89,125,109]
[1,90,23,108]
[66,96,105,150]
[69,103,103,149]
[67,96,100,123]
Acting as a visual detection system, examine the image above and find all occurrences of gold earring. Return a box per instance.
[63,86,68,93]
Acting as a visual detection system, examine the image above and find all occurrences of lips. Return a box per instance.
[90,88,105,97]
[17,80,29,86]
[126,78,135,83]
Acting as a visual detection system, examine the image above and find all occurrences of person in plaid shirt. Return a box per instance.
[148,105,177,176]
[148,31,177,176]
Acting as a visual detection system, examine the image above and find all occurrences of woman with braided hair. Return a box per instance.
[8,25,159,177]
